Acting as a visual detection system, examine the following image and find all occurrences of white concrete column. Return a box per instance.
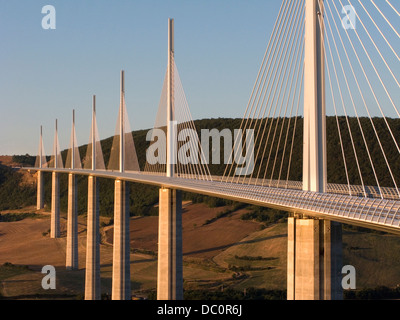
[287,216,342,300]
[295,0,342,300]
[287,217,296,300]
[37,125,45,210]
[112,180,131,300]
[37,171,44,210]
[167,18,175,178]
[66,173,78,270]
[323,220,343,300]
[157,188,183,300]
[85,175,101,300]
[50,172,60,238]
[303,0,326,193]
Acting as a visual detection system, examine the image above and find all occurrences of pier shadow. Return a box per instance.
[183,234,287,256]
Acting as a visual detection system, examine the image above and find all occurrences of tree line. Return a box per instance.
[4,116,400,216]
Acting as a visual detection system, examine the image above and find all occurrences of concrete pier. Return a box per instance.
[287,215,343,300]
[50,172,60,238]
[322,219,343,300]
[36,171,44,210]
[85,175,101,300]
[112,180,131,300]
[289,0,343,301]
[157,188,183,300]
[66,173,78,270]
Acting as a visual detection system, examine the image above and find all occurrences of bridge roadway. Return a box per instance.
[25,167,400,235]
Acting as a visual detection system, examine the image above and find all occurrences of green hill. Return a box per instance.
[7,116,400,216]
[0,165,36,211]
[2,116,400,298]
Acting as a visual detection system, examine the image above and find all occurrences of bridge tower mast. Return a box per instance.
[66,110,78,270]
[288,0,342,300]
[303,0,326,192]
[112,71,131,300]
[50,119,60,238]
[157,18,183,301]
[167,18,175,178]
[36,126,45,210]
[85,96,101,300]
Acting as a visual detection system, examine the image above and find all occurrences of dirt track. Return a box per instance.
[0,203,264,298]
[105,203,261,259]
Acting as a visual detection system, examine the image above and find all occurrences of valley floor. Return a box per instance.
[0,203,399,299]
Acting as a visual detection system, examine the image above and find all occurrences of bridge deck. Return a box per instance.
[25,167,400,235]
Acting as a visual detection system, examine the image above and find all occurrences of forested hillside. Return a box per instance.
[0,165,36,210]
[5,116,400,216]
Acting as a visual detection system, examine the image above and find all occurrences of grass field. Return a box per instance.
[0,203,400,300]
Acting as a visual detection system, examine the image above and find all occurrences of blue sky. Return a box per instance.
[0,0,280,155]
[0,1,399,156]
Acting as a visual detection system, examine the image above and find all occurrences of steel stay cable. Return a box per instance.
[269,21,305,186]
[225,0,298,182]
[327,0,385,198]
[255,2,304,185]
[237,0,303,185]
[221,0,290,181]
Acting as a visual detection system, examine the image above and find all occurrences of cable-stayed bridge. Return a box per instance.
[23,0,400,300]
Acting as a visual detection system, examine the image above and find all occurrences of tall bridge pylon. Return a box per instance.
[157,18,183,301]
[288,0,343,301]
